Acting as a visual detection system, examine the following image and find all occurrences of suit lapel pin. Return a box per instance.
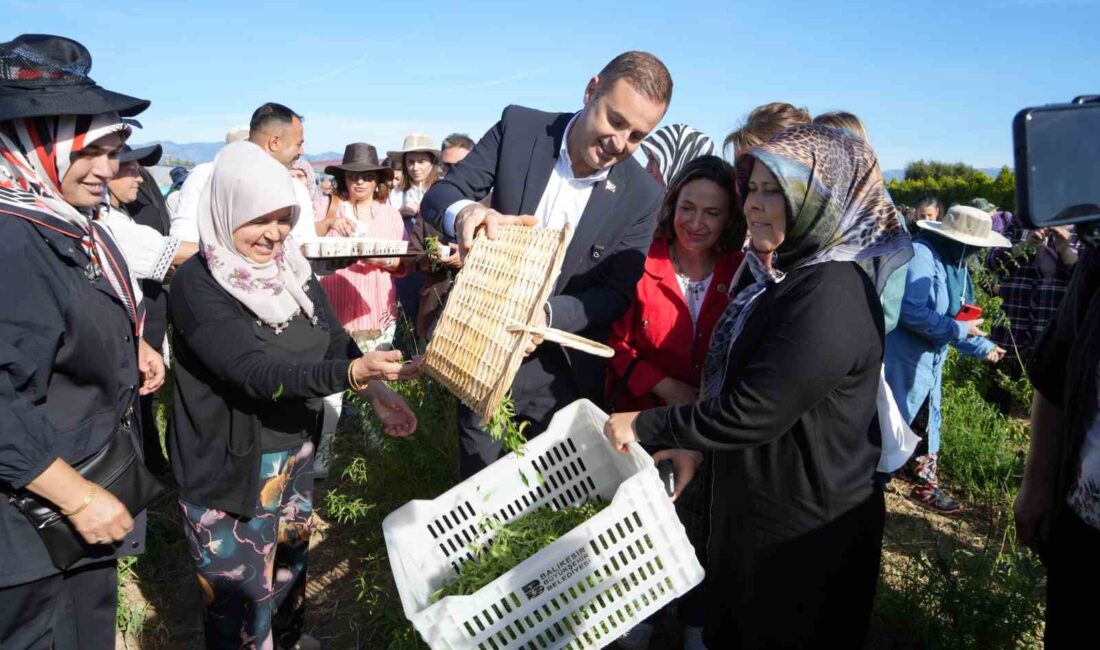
[605,180,616,193]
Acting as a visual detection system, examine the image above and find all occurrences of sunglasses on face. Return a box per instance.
[346,172,378,183]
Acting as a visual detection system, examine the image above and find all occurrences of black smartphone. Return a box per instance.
[1013,97,1100,229]
[657,459,675,498]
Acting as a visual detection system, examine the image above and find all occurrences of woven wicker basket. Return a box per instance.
[422,225,613,423]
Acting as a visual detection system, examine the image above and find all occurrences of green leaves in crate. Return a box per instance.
[431,500,609,602]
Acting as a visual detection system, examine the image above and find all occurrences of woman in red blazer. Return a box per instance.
[608,154,744,650]
[608,155,745,413]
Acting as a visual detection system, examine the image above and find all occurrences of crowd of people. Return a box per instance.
[0,33,1095,650]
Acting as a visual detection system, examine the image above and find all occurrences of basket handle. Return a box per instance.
[507,324,614,358]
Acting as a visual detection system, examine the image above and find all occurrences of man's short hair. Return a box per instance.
[724,102,812,157]
[593,51,673,107]
[249,102,302,137]
[441,133,476,152]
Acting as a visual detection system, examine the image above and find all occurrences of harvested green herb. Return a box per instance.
[431,500,608,602]
[271,383,284,400]
[486,393,529,455]
[424,234,456,276]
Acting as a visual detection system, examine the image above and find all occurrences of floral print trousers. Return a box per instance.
[179,442,314,649]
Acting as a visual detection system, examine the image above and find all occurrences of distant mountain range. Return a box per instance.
[135,140,343,165]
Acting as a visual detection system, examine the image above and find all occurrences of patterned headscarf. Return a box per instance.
[198,141,315,332]
[0,113,144,333]
[736,125,911,276]
[640,124,716,186]
[700,126,911,398]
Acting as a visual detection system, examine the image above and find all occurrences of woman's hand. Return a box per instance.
[362,383,418,437]
[652,377,698,406]
[26,460,135,545]
[365,257,401,272]
[399,202,420,219]
[652,448,704,502]
[68,484,135,545]
[986,346,1007,363]
[138,338,165,396]
[396,355,423,382]
[440,246,463,269]
[1014,479,1052,553]
[352,350,406,383]
[330,216,358,237]
[966,318,986,338]
[603,412,640,454]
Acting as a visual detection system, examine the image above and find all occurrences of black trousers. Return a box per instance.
[706,490,885,649]
[0,561,118,650]
[1043,507,1100,648]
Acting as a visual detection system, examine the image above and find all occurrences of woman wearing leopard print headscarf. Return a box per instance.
[605,125,911,649]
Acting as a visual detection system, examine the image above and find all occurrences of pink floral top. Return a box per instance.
[318,200,408,332]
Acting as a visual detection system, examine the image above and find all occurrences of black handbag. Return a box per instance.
[8,415,165,570]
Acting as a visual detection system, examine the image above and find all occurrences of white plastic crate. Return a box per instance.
[383,399,705,650]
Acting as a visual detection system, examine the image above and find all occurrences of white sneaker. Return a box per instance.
[683,626,707,650]
[617,622,654,650]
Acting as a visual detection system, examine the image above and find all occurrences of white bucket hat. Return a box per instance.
[916,205,1011,248]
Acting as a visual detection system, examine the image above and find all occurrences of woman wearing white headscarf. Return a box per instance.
[168,141,419,649]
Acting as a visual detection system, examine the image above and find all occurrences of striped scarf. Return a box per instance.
[0,113,144,334]
[640,124,716,186]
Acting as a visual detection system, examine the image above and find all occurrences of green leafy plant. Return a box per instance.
[431,500,609,602]
[486,393,530,455]
[323,489,375,525]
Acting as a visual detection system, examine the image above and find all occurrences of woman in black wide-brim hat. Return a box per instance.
[0,34,166,649]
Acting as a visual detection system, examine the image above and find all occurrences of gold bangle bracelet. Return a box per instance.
[61,484,97,517]
[348,359,369,392]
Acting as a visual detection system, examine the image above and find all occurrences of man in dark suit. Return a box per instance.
[421,51,672,478]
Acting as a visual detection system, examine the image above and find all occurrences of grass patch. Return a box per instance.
[313,377,459,648]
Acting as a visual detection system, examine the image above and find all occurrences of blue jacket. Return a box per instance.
[884,241,994,446]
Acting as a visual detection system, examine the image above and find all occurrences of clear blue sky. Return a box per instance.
[8,0,1098,169]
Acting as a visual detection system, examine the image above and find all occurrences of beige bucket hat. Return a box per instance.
[916,205,1011,248]
[398,132,440,160]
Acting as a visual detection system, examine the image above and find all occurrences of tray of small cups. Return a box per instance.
[301,238,413,271]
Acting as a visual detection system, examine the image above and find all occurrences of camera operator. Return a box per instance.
[1015,226,1100,646]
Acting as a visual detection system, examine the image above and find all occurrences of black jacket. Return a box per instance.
[0,211,141,587]
[168,257,360,516]
[421,105,662,428]
[1030,246,1100,513]
[636,261,885,646]
[125,167,174,349]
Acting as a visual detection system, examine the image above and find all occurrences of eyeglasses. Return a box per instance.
[345,172,378,183]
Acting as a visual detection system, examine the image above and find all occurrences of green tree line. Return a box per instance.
[887,160,1016,212]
